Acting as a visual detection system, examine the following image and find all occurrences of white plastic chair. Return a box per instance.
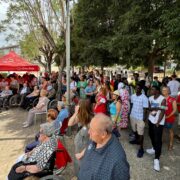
[34,99,50,125]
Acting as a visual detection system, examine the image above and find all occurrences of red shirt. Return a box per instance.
[177,94,180,113]
[165,96,176,123]
[94,95,107,114]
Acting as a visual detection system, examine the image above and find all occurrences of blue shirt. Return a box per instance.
[54,108,69,130]
[109,102,117,115]
[78,135,130,180]
[85,85,96,94]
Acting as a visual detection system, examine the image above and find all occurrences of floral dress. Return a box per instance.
[119,89,129,128]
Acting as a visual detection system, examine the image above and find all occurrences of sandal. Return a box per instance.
[168,144,173,151]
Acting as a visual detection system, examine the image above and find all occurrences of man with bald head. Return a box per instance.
[78,113,130,180]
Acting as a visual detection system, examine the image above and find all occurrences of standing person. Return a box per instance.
[85,79,96,104]
[129,84,149,158]
[146,86,166,171]
[177,92,180,128]
[109,90,122,132]
[78,113,130,180]
[118,82,130,128]
[114,74,121,91]
[151,76,160,87]
[167,75,180,98]
[94,86,107,114]
[70,77,77,94]
[162,87,177,150]
[68,99,93,175]
[77,75,87,99]
[94,78,102,94]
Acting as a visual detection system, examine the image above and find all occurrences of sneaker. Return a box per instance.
[129,132,136,138]
[129,140,140,145]
[137,148,144,158]
[22,124,29,128]
[154,159,160,171]
[146,147,155,155]
[22,122,27,125]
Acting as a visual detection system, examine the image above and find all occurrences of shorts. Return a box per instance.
[130,117,145,135]
[164,122,173,129]
[111,115,121,127]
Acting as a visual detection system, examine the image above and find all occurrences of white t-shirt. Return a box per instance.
[130,94,149,121]
[167,80,180,97]
[148,95,165,125]
[70,81,77,90]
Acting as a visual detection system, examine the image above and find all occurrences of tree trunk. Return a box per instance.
[164,59,167,78]
[82,66,85,74]
[47,62,51,74]
[147,54,155,80]
[101,65,104,74]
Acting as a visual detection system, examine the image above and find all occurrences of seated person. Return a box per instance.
[54,101,69,131]
[21,86,40,109]
[47,85,56,101]
[62,91,76,115]
[8,123,57,180]
[0,86,13,107]
[25,109,58,152]
[0,77,8,92]
[14,83,31,106]
[78,113,130,180]
[22,89,49,128]
[9,75,19,95]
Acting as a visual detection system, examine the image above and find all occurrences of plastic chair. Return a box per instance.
[34,99,50,125]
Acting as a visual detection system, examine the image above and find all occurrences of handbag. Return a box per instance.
[8,161,30,180]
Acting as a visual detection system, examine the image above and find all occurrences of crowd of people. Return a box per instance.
[1,69,180,179]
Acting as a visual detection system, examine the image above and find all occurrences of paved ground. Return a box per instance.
[0,108,180,180]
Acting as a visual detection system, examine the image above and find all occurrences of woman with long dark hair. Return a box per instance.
[68,99,93,175]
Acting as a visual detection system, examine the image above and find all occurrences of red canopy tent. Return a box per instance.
[0,51,40,71]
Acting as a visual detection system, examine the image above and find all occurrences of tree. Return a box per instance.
[72,0,119,70]
[72,0,180,77]
[1,0,69,98]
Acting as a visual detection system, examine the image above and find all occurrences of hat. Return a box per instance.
[57,101,65,108]
[63,92,75,100]
[40,122,56,137]
[113,90,120,96]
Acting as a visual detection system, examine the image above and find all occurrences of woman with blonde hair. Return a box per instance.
[68,99,93,175]
[162,86,177,150]
[109,90,122,132]
[22,89,49,128]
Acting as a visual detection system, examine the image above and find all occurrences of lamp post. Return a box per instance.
[66,0,71,106]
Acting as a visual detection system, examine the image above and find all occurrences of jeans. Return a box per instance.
[148,120,164,159]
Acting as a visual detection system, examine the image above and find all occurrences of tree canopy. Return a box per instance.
[72,0,180,76]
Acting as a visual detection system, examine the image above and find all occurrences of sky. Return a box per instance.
[0,2,11,47]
